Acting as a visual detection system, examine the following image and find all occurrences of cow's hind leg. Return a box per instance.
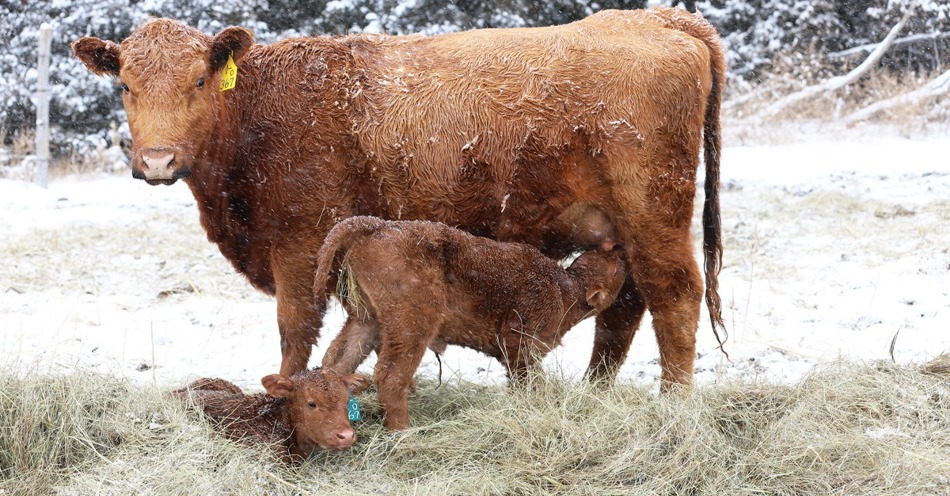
[276,295,321,377]
[585,276,647,383]
[620,211,703,390]
[601,139,705,389]
[640,242,703,389]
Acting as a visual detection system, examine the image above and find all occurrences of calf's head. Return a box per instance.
[72,19,254,185]
[261,369,371,455]
[568,250,627,314]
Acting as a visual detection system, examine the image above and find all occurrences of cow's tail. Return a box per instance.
[702,39,728,356]
[655,8,729,354]
[312,216,387,314]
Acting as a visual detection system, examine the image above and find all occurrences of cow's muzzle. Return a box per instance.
[133,148,191,185]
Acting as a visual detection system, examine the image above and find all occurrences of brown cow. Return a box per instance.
[72,7,726,389]
[316,216,627,429]
[172,370,371,462]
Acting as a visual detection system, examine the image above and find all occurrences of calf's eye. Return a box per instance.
[121,83,130,93]
[196,77,205,88]
[308,401,317,408]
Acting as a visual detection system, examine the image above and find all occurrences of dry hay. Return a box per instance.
[1,357,947,495]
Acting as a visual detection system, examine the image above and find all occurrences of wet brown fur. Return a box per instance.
[316,216,625,429]
[73,7,726,388]
[171,370,370,462]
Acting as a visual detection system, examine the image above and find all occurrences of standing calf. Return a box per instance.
[172,369,370,462]
[316,216,626,430]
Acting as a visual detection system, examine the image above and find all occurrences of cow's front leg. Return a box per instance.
[273,248,325,377]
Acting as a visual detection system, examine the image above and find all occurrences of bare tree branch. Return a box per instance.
[749,4,916,122]
[829,32,950,59]
[723,84,788,112]
[843,68,950,125]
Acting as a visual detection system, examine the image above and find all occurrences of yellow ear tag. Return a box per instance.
[219,52,237,91]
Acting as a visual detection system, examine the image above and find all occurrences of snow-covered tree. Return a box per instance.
[2,0,946,156]
[702,0,950,87]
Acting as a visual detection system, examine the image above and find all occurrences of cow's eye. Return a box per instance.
[308,401,317,409]
[196,77,205,88]
[120,83,130,93]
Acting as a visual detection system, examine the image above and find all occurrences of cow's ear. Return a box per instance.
[72,37,121,77]
[261,374,295,398]
[342,374,372,396]
[210,27,253,73]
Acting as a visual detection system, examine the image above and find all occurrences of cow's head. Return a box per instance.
[72,19,254,185]
[262,369,371,456]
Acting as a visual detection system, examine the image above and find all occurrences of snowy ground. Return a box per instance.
[1,125,948,391]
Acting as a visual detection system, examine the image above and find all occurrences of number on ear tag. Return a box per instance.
[220,52,237,91]
[347,393,362,422]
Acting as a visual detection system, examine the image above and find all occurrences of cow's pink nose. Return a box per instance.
[142,152,175,171]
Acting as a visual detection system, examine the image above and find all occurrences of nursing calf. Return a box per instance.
[172,369,370,462]
[316,216,626,430]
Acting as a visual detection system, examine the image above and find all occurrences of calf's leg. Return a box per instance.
[322,316,380,375]
[375,341,430,430]
[373,311,441,430]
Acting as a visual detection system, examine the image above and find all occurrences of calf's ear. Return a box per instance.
[261,374,295,398]
[342,374,373,395]
[210,26,254,73]
[72,37,121,77]
[586,287,609,310]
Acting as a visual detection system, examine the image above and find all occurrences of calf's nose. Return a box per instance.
[335,428,356,447]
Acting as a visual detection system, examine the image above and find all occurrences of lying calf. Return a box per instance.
[172,369,370,462]
[315,216,626,430]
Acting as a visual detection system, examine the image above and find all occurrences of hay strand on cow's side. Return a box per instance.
[335,254,366,320]
[1,359,948,495]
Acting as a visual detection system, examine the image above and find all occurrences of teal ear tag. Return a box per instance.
[347,393,362,422]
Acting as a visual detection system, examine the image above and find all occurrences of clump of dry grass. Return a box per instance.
[0,364,277,495]
[0,128,37,181]
[1,359,948,495]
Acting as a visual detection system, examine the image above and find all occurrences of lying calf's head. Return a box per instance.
[261,369,372,454]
